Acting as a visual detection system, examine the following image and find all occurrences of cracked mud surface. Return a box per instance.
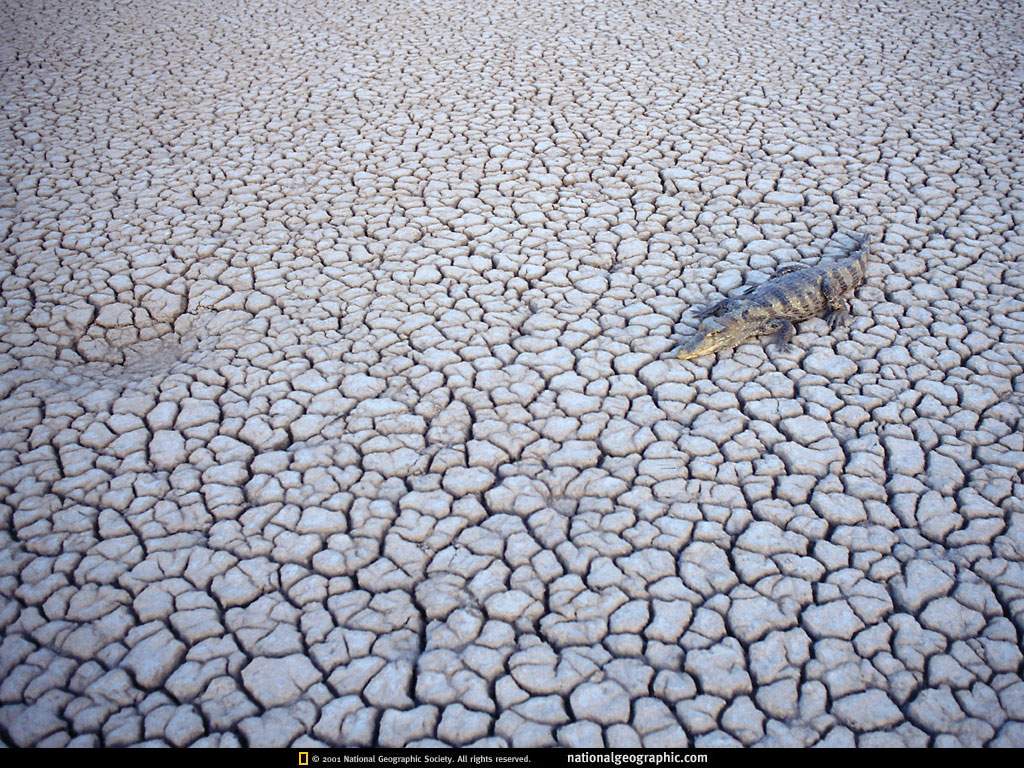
[2,0,1024,749]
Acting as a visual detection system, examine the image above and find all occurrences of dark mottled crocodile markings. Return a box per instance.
[677,231,870,361]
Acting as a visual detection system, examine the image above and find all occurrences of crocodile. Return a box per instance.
[676,230,870,361]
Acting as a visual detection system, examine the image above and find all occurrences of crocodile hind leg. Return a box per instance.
[766,318,796,354]
[821,275,852,330]
[825,298,851,330]
[695,297,737,318]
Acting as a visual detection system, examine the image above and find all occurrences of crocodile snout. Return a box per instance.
[676,331,718,360]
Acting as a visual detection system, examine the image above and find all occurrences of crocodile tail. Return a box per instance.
[838,230,870,286]
[851,231,870,262]
[830,229,870,262]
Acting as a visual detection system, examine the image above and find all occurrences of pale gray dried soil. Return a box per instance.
[1,0,1023,748]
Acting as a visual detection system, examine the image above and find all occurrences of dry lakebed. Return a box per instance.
[1,0,1023,749]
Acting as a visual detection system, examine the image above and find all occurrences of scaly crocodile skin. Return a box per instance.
[676,232,870,360]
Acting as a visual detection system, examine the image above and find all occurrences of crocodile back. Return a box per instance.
[749,268,831,323]
[745,231,868,323]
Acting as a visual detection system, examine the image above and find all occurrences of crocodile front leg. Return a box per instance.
[695,297,737,318]
[774,263,805,276]
[766,318,796,354]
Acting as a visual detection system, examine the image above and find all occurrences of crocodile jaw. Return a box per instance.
[677,332,719,360]
[677,328,747,360]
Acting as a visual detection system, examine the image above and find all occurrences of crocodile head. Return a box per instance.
[676,313,758,360]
